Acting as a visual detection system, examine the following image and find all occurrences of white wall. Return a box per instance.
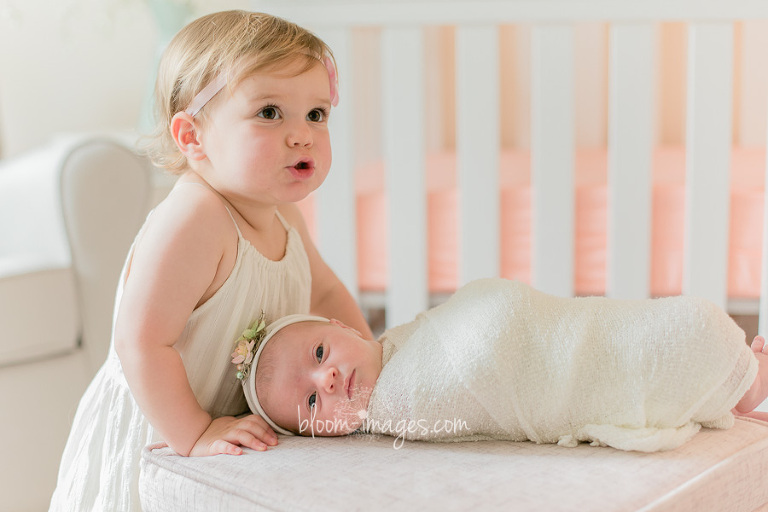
[0,0,248,160]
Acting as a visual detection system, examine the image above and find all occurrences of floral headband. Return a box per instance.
[232,312,331,436]
[185,55,339,117]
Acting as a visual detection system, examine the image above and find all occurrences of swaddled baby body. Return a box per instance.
[241,279,768,452]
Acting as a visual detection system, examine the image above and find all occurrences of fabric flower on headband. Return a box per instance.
[231,311,267,381]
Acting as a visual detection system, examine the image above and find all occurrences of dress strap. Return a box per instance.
[275,210,293,232]
[174,182,242,237]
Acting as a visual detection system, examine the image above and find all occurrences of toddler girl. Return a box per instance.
[49,10,372,511]
[243,279,768,453]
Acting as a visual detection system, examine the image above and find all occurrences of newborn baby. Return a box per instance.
[239,279,768,452]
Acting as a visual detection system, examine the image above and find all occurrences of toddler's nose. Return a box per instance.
[286,121,312,147]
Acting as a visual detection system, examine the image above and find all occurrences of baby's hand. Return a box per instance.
[190,415,278,456]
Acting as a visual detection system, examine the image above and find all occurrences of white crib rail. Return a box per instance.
[254,1,768,24]
[607,24,654,301]
[382,27,429,325]
[683,23,734,310]
[531,25,575,298]
[456,25,500,288]
[252,0,768,329]
[315,28,359,300]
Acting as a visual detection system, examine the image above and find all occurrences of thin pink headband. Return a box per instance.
[185,56,340,117]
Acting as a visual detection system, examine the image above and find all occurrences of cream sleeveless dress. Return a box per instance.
[49,204,311,512]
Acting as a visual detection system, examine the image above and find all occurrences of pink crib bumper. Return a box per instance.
[298,146,766,299]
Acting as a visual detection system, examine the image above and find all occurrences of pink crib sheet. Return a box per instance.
[298,146,766,298]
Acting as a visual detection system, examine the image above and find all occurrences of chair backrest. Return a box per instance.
[60,138,152,366]
[0,137,152,367]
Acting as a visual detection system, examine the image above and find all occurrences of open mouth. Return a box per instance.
[289,158,315,179]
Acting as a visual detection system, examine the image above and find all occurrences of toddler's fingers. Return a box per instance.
[228,429,268,452]
[254,431,279,447]
[241,415,278,445]
[753,336,766,352]
[242,413,276,432]
[208,439,243,456]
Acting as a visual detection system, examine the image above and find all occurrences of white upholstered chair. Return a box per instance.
[0,136,153,511]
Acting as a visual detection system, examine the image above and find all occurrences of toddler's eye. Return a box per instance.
[315,344,324,362]
[307,108,327,123]
[257,106,281,120]
[308,392,317,409]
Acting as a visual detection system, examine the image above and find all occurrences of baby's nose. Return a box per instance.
[316,366,339,394]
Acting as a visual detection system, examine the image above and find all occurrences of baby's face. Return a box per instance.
[256,320,382,436]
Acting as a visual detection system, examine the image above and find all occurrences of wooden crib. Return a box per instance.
[252,0,768,332]
[140,2,768,511]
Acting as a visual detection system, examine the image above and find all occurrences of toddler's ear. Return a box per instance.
[329,319,363,338]
[171,112,206,161]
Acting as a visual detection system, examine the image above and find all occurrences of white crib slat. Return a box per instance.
[456,25,500,285]
[531,25,575,297]
[683,23,733,309]
[606,24,655,299]
[382,27,428,328]
[312,28,358,299]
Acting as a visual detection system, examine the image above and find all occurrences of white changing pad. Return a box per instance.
[140,418,768,512]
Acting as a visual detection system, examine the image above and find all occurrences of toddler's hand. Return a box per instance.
[190,415,278,456]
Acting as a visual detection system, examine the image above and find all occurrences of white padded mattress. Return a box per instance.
[140,417,768,512]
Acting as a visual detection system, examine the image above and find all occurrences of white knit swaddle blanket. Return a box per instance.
[365,279,757,452]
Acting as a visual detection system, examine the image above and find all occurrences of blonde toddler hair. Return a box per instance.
[145,10,334,173]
